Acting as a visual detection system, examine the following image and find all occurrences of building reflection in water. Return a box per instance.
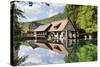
[28,38,79,56]
[14,38,79,65]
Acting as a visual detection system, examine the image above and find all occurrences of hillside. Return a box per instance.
[36,13,66,24]
[19,13,66,30]
[19,21,42,33]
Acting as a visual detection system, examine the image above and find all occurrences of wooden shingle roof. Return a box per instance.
[34,19,70,32]
[48,19,69,32]
[34,24,51,31]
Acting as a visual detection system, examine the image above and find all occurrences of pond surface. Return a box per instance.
[17,39,97,66]
[17,39,77,65]
[18,45,65,65]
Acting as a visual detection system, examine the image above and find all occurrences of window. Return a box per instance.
[54,23,61,29]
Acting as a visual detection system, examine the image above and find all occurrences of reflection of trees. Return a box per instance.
[11,1,27,65]
[11,1,50,65]
[64,40,97,62]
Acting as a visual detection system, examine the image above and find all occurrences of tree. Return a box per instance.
[11,1,50,65]
[11,1,25,66]
[64,41,97,62]
[64,5,97,39]
[64,5,97,32]
[76,44,97,62]
[64,5,80,28]
[76,6,97,39]
[78,6,97,33]
[11,1,25,36]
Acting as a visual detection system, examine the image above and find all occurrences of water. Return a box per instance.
[16,39,97,66]
[16,39,77,65]
[18,45,65,65]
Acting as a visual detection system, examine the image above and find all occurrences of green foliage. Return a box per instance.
[64,40,97,63]
[13,22,21,36]
[64,5,80,24]
[64,5,97,33]
[35,4,97,34]
[65,52,78,62]
[11,1,26,65]
[77,6,97,33]
[11,1,24,36]
[76,44,97,62]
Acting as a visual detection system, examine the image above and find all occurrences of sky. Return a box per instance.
[15,1,66,22]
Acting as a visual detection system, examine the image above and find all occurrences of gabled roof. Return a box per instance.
[34,19,72,32]
[48,19,69,32]
[34,24,51,31]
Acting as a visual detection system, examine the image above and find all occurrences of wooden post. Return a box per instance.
[65,30,68,48]
[34,32,37,42]
[57,32,59,42]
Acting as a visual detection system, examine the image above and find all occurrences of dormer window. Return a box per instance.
[54,23,61,29]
